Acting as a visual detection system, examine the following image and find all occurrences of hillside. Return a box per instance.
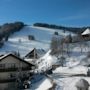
[1,25,90,90]
[0,26,72,57]
[33,23,90,34]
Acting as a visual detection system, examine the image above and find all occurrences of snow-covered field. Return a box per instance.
[0,26,71,57]
[31,75,52,90]
[51,65,90,90]
[0,26,90,90]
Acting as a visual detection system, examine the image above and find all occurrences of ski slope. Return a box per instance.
[0,25,90,90]
[0,26,72,57]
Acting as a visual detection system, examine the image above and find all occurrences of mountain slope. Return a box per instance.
[0,26,71,57]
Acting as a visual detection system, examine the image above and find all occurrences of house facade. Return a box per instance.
[25,48,46,59]
[0,53,34,83]
[24,48,46,64]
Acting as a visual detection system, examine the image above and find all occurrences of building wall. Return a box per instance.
[0,82,18,90]
[0,71,28,80]
[0,55,31,81]
[0,55,29,68]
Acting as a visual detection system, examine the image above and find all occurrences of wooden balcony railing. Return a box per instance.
[0,67,31,72]
[0,78,16,83]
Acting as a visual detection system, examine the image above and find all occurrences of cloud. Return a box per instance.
[59,13,90,21]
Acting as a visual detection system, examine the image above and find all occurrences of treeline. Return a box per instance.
[0,21,24,47]
[33,23,90,34]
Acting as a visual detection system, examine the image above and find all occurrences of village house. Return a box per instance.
[24,48,46,63]
[81,28,90,41]
[82,28,90,37]
[69,28,90,43]
[0,53,35,83]
[73,28,90,43]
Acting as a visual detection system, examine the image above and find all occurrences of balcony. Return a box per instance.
[0,67,31,72]
[0,78,16,83]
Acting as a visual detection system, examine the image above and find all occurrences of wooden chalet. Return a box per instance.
[0,53,35,83]
[25,48,46,59]
[82,28,90,37]
[66,28,90,43]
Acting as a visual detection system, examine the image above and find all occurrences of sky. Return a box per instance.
[0,0,90,27]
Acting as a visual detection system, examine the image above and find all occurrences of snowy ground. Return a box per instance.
[55,77,90,90]
[53,66,88,75]
[1,26,90,90]
[51,66,90,90]
[31,75,52,90]
[36,42,90,90]
[37,50,57,71]
[0,26,72,57]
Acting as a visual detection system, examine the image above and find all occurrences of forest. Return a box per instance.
[33,23,90,34]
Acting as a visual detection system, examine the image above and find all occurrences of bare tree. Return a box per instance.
[50,35,64,56]
[64,34,72,56]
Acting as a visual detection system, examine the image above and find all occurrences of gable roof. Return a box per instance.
[25,48,46,59]
[82,28,90,35]
[0,53,34,66]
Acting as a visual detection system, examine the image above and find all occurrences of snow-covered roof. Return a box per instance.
[82,28,90,35]
[0,53,34,66]
[25,48,46,59]
[37,50,57,71]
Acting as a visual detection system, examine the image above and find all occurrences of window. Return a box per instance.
[7,63,16,68]
[0,64,5,69]
[11,63,16,68]
[3,63,16,69]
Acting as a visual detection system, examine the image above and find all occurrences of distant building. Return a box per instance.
[24,48,46,63]
[0,53,34,83]
[70,28,90,43]
[82,28,90,37]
